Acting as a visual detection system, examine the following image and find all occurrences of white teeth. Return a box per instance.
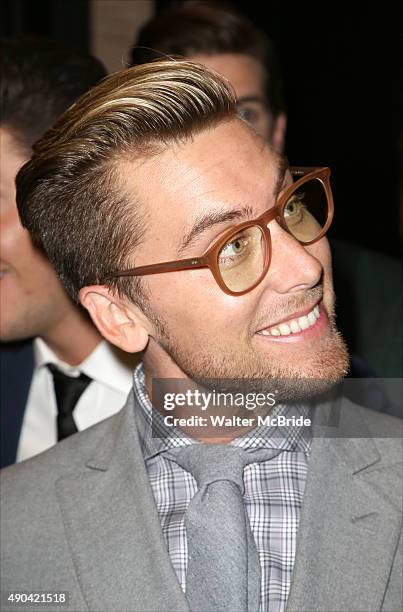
[290,320,301,333]
[279,323,291,335]
[298,315,310,330]
[259,304,320,337]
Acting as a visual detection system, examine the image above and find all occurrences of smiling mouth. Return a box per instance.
[257,304,321,337]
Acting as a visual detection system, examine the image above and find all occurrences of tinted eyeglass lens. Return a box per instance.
[283,178,329,243]
[218,225,266,292]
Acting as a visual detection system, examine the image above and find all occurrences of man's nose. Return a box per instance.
[263,221,324,294]
[0,208,23,251]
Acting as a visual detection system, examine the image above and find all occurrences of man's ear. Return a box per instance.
[79,285,150,353]
[272,112,287,153]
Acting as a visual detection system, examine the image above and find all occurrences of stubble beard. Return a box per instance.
[150,301,350,403]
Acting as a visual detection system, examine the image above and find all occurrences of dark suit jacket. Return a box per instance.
[0,340,34,468]
[331,239,402,377]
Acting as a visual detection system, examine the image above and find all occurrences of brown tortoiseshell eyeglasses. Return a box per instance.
[106,167,334,296]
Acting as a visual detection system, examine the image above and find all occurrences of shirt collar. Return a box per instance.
[133,363,311,461]
[34,337,134,393]
[133,363,193,462]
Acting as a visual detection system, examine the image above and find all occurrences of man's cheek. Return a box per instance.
[150,268,256,334]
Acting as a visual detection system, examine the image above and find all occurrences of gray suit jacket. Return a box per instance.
[1,391,402,612]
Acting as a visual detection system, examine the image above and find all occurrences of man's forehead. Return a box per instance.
[119,119,283,234]
[189,52,266,97]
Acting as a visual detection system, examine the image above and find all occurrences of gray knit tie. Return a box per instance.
[166,444,281,612]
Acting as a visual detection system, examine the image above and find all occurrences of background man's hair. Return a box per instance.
[129,1,285,119]
[0,37,107,153]
[16,59,237,305]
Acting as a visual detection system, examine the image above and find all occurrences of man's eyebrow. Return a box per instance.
[178,158,288,256]
[178,205,254,255]
[236,95,266,105]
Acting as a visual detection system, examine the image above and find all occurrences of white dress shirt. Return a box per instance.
[17,338,137,462]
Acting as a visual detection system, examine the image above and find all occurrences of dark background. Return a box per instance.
[2,0,401,257]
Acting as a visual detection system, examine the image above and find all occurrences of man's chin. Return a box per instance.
[154,314,350,404]
[264,376,344,404]
[187,372,345,404]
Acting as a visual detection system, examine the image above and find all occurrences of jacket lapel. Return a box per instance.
[55,392,190,612]
[286,399,403,612]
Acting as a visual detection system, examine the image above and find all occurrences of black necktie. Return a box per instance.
[47,364,92,441]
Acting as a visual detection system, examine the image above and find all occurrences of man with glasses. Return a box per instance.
[1,60,401,612]
[129,0,402,393]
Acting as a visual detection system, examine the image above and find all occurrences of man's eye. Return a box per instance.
[284,195,306,218]
[237,105,258,124]
[218,234,250,268]
[221,237,247,256]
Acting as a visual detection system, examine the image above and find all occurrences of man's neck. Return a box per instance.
[40,309,102,366]
[143,348,262,445]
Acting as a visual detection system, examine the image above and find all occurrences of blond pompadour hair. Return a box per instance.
[16,59,237,303]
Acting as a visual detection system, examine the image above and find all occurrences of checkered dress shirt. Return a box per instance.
[133,364,312,612]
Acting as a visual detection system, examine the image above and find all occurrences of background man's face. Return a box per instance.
[122,119,348,391]
[190,53,285,151]
[0,127,72,341]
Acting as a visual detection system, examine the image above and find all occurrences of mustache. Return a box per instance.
[254,283,325,331]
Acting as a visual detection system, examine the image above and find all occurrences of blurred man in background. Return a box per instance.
[129,0,402,390]
[130,0,286,152]
[0,38,139,467]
